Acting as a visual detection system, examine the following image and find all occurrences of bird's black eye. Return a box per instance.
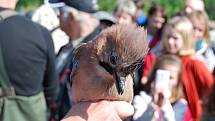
[109,52,117,65]
[99,61,113,75]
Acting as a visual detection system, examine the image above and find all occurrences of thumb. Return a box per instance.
[113,101,134,120]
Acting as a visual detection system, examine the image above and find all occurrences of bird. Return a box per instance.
[71,24,148,103]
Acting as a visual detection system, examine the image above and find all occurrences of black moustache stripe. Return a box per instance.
[99,61,114,75]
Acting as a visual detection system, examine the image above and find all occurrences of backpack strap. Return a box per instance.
[0,9,17,21]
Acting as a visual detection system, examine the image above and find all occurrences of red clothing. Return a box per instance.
[181,55,214,120]
[149,36,159,49]
[183,106,193,121]
[142,52,156,77]
[142,36,159,77]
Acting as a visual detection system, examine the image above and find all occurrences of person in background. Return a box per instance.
[182,0,215,58]
[93,11,116,30]
[137,4,167,95]
[56,3,100,72]
[32,0,70,54]
[183,0,205,15]
[133,54,192,121]
[161,16,214,120]
[142,4,167,54]
[133,0,147,26]
[113,0,137,25]
[188,10,215,72]
[0,0,59,121]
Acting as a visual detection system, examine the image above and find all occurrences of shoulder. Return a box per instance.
[182,55,206,67]
[173,99,187,109]
[5,14,49,33]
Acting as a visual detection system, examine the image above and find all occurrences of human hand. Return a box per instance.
[141,76,148,85]
[61,100,134,121]
[153,87,171,107]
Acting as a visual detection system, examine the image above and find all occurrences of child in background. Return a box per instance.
[140,4,167,89]
[161,16,214,120]
[188,10,215,72]
[113,0,137,25]
[133,54,192,121]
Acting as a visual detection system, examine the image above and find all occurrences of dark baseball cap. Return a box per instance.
[48,0,99,13]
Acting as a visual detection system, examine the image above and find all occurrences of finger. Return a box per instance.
[157,92,164,107]
[104,114,122,121]
[112,101,134,120]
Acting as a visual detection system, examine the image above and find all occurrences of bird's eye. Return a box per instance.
[99,61,113,75]
[109,52,117,65]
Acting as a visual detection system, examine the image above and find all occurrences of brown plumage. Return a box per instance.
[71,24,148,103]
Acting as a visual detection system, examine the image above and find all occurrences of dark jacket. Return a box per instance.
[0,8,59,105]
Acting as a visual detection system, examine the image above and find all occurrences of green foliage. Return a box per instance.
[156,0,184,18]
[17,0,43,7]
[16,0,214,20]
[205,0,215,20]
[139,0,184,21]
[98,0,184,18]
[16,0,43,12]
[98,0,116,13]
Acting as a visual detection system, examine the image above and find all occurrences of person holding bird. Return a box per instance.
[62,24,148,121]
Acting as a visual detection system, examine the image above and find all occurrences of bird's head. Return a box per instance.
[94,24,148,94]
[71,24,148,102]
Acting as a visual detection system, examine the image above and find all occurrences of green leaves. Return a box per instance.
[98,0,116,13]
[205,0,215,20]
[17,0,43,7]
[16,0,215,20]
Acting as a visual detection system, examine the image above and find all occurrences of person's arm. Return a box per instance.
[132,91,154,121]
[193,60,214,96]
[62,100,134,121]
[161,99,175,121]
[41,26,59,106]
[141,53,156,85]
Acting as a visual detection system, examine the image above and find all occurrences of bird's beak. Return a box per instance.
[114,71,125,95]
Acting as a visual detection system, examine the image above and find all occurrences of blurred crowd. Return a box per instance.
[0,0,215,121]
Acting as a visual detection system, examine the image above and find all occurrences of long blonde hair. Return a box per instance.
[162,16,195,55]
[188,10,210,44]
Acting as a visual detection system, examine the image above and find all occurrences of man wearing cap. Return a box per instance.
[49,0,100,46]
[52,0,102,79]
[0,0,59,121]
